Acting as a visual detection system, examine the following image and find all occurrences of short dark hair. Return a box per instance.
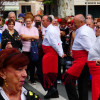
[0,48,29,86]
[7,19,15,26]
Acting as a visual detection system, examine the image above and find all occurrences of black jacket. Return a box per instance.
[0,89,40,100]
[1,29,22,50]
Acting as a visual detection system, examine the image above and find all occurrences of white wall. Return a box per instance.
[58,0,74,18]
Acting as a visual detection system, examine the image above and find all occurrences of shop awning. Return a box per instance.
[5,6,19,11]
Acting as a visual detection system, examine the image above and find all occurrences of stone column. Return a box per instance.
[58,0,74,18]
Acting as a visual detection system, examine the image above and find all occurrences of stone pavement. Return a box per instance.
[24,80,92,100]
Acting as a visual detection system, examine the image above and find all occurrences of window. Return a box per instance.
[21,5,31,14]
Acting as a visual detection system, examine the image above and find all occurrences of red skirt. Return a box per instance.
[63,50,88,85]
[42,45,58,88]
[88,61,100,100]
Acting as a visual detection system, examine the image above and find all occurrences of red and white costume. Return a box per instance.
[63,25,96,83]
[88,36,100,100]
[42,24,63,89]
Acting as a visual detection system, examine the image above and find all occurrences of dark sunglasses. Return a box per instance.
[96,26,100,29]
[19,21,23,23]
[94,22,97,24]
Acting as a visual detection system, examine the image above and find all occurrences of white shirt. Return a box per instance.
[42,24,64,57]
[0,87,27,100]
[88,36,100,61]
[2,22,22,33]
[72,24,96,51]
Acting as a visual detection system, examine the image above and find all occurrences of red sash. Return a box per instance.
[42,45,58,89]
[88,61,100,100]
[67,50,88,77]
[42,45,58,74]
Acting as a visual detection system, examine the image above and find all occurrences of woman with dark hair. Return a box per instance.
[1,19,22,50]
[0,48,40,100]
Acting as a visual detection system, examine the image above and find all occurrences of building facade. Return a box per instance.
[44,0,100,18]
[74,0,100,18]
[2,0,43,18]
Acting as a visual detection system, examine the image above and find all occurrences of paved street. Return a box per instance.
[24,80,92,100]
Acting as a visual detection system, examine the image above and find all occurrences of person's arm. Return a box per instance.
[19,26,39,41]
[20,34,39,41]
[1,30,12,49]
[70,32,75,56]
[49,30,65,58]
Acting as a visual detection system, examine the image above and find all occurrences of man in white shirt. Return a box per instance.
[42,15,65,99]
[2,12,22,33]
[63,14,96,100]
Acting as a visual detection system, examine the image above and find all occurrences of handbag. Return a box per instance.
[66,56,74,69]
[30,40,39,62]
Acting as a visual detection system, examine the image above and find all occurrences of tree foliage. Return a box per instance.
[43,0,54,4]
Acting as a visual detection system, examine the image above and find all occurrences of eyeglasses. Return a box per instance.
[94,22,97,24]
[96,26,100,29]
[19,21,23,23]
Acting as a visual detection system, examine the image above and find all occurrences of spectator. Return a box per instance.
[2,12,22,33]
[1,19,22,50]
[18,13,25,19]
[86,19,95,30]
[0,48,40,100]
[19,13,39,84]
[86,14,93,20]
[17,18,24,25]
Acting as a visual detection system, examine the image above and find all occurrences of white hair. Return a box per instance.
[8,12,15,17]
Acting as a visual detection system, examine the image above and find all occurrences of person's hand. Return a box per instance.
[60,31,66,36]
[61,54,66,58]
[96,60,100,65]
[6,42,13,49]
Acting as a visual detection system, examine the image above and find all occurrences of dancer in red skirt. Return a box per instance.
[41,15,66,99]
[88,19,100,100]
[63,14,96,100]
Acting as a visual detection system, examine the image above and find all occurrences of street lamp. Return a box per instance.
[86,0,88,16]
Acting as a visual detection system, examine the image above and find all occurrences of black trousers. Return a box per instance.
[23,52,37,83]
[65,63,89,100]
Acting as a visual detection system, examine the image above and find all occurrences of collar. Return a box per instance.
[45,24,52,31]
[0,87,27,96]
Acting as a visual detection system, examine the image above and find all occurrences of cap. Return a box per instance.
[18,13,25,18]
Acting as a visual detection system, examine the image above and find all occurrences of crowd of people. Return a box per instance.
[0,12,100,100]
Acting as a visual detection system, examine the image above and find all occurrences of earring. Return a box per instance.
[4,79,8,87]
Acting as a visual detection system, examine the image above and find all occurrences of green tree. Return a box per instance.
[43,0,54,4]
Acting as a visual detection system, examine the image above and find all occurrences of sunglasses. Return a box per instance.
[19,21,23,23]
[96,26,100,29]
[94,22,97,24]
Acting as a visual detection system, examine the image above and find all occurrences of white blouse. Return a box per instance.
[72,24,96,52]
[88,36,100,61]
[0,87,27,100]
[42,24,64,57]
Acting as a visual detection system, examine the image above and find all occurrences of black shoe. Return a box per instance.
[44,87,59,99]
